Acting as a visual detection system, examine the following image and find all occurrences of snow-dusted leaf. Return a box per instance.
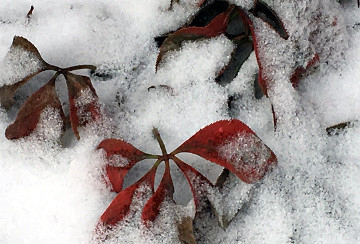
[242,9,269,97]
[142,161,174,226]
[215,37,253,86]
[251,0,289,40]
[173,156,213,212]
[156,5,235,70]
[173,120,277,183]
[64,72,102,140]
[98,138,149,193]
[0,36,55,109]
[99,166,157,227]
[5,74,65,140]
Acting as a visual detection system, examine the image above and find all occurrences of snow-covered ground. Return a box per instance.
[1,0,360,243]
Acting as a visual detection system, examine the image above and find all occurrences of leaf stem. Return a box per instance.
[152,127,168,157]
[64,65,97,71]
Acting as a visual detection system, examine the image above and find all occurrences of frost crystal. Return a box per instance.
[0,46,44,86]
[218,132,271,182]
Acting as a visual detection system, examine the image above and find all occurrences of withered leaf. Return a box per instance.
[177,216,197,244]
[0,36,56,109]
[5,74,65,139]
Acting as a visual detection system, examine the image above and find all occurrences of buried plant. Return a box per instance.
[0,36,102,140]
[95,119,277,240]
[156,0,320,126]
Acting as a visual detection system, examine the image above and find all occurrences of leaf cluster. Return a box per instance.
[96,120,277,239]
[0,36,101,140]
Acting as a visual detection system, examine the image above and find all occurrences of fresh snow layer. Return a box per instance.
[0,0,360,243]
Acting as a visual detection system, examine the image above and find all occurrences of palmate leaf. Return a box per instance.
[97,138,149,193]
[0,36,56,109]
[172,119,277,183]
[96,119,277,234]
[5,74,65,139]
[64,72,102,140]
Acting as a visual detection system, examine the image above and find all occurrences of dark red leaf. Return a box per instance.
[64,72,102,140]
[290,54,319,88]
[172,119,277,183]
[0,36,55,110]
[99,166,157,227]
[215,37,253,86]
[189,1,229,27]
[172,156,213,212]
[251,0,289,40]
[156,5,235,70]
[98,138,149,193]
[142,161,174,226]
[5,74,65,140]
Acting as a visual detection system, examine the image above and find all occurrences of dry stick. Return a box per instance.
[27,6,34,19]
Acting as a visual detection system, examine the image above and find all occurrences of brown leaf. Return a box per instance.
[5,74,65,140]
[177,216,197,244]
[64,72,101,140]
[0,36,55,109]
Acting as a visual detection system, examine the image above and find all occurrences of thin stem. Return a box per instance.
[64,65,97,72]
[153,158,162,168]
[144,154,161,160]
[152,127,167,157]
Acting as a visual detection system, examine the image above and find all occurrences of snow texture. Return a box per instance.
[1,0,360,243]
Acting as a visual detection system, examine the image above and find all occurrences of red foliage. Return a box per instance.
[96,120,277,231]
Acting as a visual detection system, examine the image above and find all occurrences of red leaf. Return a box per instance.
[99,166,157,227]
[98,138,149,193]
[5,74,65,139]
[64,72,102,140]
[172,119,277,183]
[142,161,174,226]
[172,156,213,212]
[156,5,235,70]
[290,54,319,88]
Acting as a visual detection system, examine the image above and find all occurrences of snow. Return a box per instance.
[1,0,360,243]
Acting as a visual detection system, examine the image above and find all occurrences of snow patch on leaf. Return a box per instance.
[107,154,131,167]
[75,88,101,124]
[0,46,44,86]
[217,131,272,182]
[29,106,64,142]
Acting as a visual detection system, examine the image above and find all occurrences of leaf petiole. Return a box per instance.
[152,127,168,156]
